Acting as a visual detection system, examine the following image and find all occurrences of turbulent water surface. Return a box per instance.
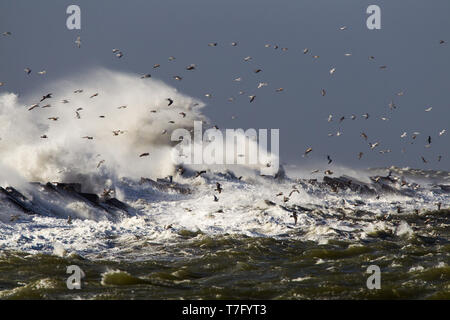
[0,166,449,300]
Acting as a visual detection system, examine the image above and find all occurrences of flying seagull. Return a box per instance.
[303,147,313,157]
[40,93,52,102]
[327,155,332,164]
[139,153,150,158]
[167,98,174,106]
[75,36,81,48]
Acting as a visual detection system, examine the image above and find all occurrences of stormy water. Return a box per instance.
[0,70,449,299]
[0,166,449,300]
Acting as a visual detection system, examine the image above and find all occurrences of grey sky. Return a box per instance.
[1,0,449,171]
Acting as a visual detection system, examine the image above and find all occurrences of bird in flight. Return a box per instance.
[75,36,81,48]
[40,93,52,102]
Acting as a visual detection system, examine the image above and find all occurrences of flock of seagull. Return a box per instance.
[0,27,448,183]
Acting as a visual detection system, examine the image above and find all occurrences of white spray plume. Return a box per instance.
[0,68,206,191]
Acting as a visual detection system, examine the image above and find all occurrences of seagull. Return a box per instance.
[439,129,446,136]
[82,136,93,140]
[24,68,32,74]
[358,152,364,160]
[48,117,59,121]
[213,195,219,202]
[324,170,333,175]
[97,160,105,168]
[61,99,69,104]
[425,106,432,112]
[115,52,123,58]
[153,64,160,68]
[231,42,238,46]
[179,112,186,118]
[361,132,368,140]
[254,69,262,73]
[38,70,46,75]
[303,48,309,54]
[74,89,83,93]
[369,142,379,150]
[139,153,150,157]
[243,56,252,62]
[186,64,196,70]
[40,93,52,102]
[208,42,217,47]
[362,113,370,119]
[303,147,313,157]
[0,82,4,86]
[234,77,242,82]
[173,75,182,81]
[427,136,432,144]
[439,40,445,44]
[215,182,222,194]
[140,74,151,79]
[257,82,268,89]
[327,155,332,164]
[400,132,407,138]
[328,114,333,122]
[321,89,326,96]
[2,31,12,36]
[329,67,336,75]
[40,135,48,139]
[249,95,256,103]
[112,48,120,53]
[205,93,212,98]
[75,36,81,48]
[339,26,347,30]
[90,93,98,98]
[168,56,176,61]
[28,104,39,111]
[421,156,427,163]
[388,101,396,110]
[67,216,72,225]
[275,88,284,92]
[167,98,174,106]
[195,170,207,178]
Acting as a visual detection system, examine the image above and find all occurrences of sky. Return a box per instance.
[0,0,449,171]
